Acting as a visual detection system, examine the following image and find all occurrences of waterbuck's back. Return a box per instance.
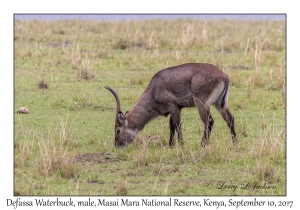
[144,63,228,108]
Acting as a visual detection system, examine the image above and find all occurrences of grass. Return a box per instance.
[14,18,285,195]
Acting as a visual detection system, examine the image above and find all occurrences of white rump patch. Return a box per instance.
[205,82,225,107]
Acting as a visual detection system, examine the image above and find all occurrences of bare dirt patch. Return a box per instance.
[75,152,119,165]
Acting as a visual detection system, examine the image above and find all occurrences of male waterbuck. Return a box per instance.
[105,63,236,148]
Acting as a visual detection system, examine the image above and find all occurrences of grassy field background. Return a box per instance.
[14,18,285,195]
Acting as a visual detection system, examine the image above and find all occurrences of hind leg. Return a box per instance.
[215,105,236,143]
[194,98,214,147]
[222,108,236,143]
[200,110,214,147]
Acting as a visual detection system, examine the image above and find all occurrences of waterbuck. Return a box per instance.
[105,63,236,147]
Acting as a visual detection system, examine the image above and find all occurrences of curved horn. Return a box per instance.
[105,86,121,117]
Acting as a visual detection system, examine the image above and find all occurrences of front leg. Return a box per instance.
[169,107,183,147]
[169,116,176,147]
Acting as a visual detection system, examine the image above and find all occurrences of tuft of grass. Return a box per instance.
[77,70,95,81]
[59,157,79,179]
[132,134,153,167]
[15,135,33,167]
[35,116,79,179]
[113,39,130,50]
[38,80,49,89]
[246,76,256,101]
[116,180,128,195]
[133,149,150,167]
[130,75,149,86]
[35,135,79,179]
[256,160,275,182]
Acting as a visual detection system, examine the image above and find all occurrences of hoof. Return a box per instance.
[201,140,207,147]
[232,136,238,145]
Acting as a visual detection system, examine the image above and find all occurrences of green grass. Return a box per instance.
[14,18,285,195]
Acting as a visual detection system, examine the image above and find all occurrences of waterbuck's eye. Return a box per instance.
[116,129,120,135]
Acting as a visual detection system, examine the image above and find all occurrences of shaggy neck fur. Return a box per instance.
[126,93,159,132]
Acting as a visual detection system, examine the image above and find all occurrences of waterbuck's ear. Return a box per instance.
[117,111,128,126]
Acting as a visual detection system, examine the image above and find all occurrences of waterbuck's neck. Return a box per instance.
[126,93,159,131]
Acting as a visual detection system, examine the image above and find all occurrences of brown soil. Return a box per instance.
[75,152,119,165]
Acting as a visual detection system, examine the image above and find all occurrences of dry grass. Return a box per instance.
[36,135,78,179]
[15,135,33,167]
[116,180,128,195]
[256,160,276,181]
[130,75,149,86]
[35,116,79,179]
[134,150,150,167]
[15,117,33,167]
[14,18,285,195]
[133,141,150,167]
[59,157,78,179]
[77,70,95,81]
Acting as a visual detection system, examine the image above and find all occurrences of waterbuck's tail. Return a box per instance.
[220,79,230,109]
